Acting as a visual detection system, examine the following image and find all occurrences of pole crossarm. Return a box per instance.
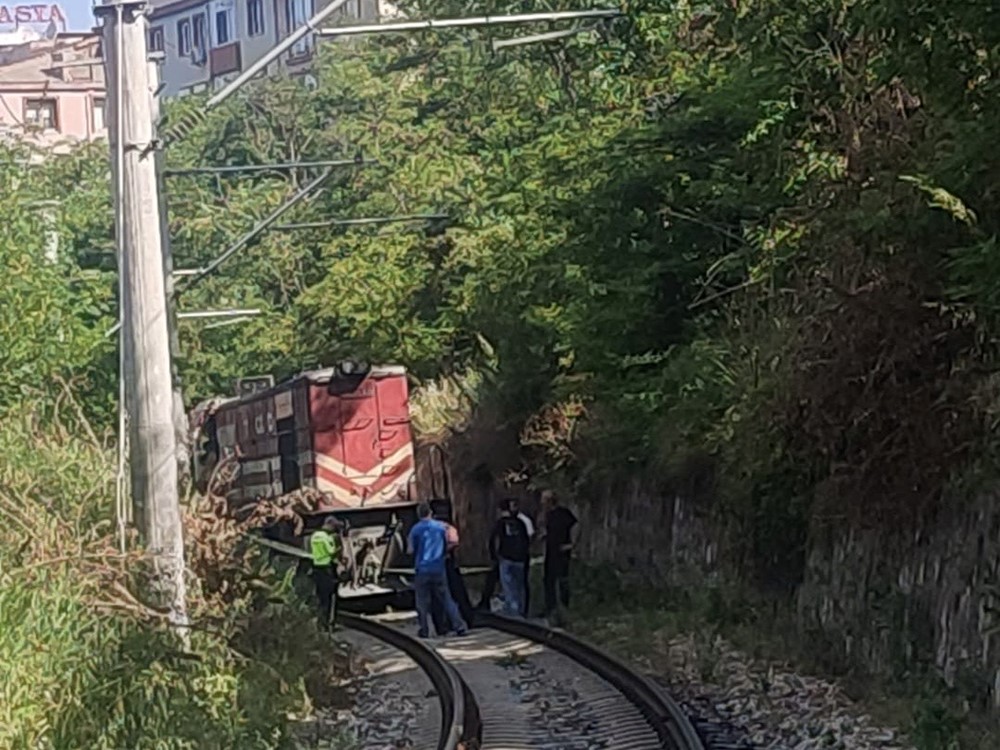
[92,0,148,15]
[274,213,449,230]
[203,316,258,330]
[164,159,376,177]
[492,26,598,50]
[317,9,622,38]
[177,308,263,319]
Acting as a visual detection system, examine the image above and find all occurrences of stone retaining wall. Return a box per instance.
[414,429,1000,708]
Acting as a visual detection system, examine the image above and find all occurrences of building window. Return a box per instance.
[284,0,314,55]
[93,97,105,132]
[193,13,207,53]
[24,98,58,130]
[248,0,265,36]
[214,5,233,46]
[177,18,192,55]
[149,25,164,52]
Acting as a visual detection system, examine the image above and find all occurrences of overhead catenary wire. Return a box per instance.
[316,9,623,38]
[177,308,263,319]
[202,316,258,330]
[175,168,333,293]
[103,167,335,339]
[164,158,377,177]
[274,213,449,231]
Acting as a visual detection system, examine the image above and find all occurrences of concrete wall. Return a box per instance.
[237,0,279,73]
[153,8,211,96]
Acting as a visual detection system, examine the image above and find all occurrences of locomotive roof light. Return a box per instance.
[326,359,371,395]
[337,359,370,377]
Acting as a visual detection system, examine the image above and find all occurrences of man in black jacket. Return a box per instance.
[489,503,530,617]
[477,497,534,613]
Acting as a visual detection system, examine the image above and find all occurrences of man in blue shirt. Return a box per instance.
[408,502,468,638]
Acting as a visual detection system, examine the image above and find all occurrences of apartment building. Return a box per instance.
[149,0,378,98]
[0,32,105,151]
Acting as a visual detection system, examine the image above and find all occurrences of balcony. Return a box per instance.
[210,42,241,77]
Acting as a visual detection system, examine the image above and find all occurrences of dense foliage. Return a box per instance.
[6,2,1000,718]
[161,0,1000,579]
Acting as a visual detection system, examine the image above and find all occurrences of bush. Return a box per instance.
[0,410,343,749]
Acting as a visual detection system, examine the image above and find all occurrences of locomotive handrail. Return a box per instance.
[245,533,499,574]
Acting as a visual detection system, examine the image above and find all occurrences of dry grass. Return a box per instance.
[0,408,354,749]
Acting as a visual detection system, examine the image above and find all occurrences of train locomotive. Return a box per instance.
[190,361,441,598]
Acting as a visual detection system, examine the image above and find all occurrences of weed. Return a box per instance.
[911,694,963,750]
[495,651,530,669]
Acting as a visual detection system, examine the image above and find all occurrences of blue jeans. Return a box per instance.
[499,560,526,617]
[414,569,467,637]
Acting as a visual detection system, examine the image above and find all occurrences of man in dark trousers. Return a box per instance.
[540,490,578,622]
[310,516,344,631]
[408,502,468,638]
[431,510,476,632]
[475,505,503,612]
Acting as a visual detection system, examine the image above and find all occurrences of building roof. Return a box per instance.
[0,33,102,89]
[149,0,209,21]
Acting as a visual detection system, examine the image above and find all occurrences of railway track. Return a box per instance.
[340,612,482,749]
[342,610,704,750]
[476,612,705,750]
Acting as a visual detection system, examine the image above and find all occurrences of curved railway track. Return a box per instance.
[476,612,705,750]
[340,612,482,749]
[342,610,704,750]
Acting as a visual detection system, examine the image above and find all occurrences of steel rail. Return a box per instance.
[340,613,482,750]
[476,612,705,750]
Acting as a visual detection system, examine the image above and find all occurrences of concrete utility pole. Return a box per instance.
[98,0,189,636]
[148,54,191,485]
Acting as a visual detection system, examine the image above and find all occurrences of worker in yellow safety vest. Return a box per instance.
[310,517,344,630]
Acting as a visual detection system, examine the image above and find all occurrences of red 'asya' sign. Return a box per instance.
[0,4,66,25]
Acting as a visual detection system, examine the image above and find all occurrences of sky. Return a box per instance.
[64,1,96,31]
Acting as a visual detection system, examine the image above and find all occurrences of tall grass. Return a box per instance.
[0,409,344,749]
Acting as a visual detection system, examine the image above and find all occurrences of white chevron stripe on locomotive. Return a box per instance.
[311,443,414,485]
[313,474,415,505]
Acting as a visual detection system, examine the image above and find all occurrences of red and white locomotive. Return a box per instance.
[191,361,439,597]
